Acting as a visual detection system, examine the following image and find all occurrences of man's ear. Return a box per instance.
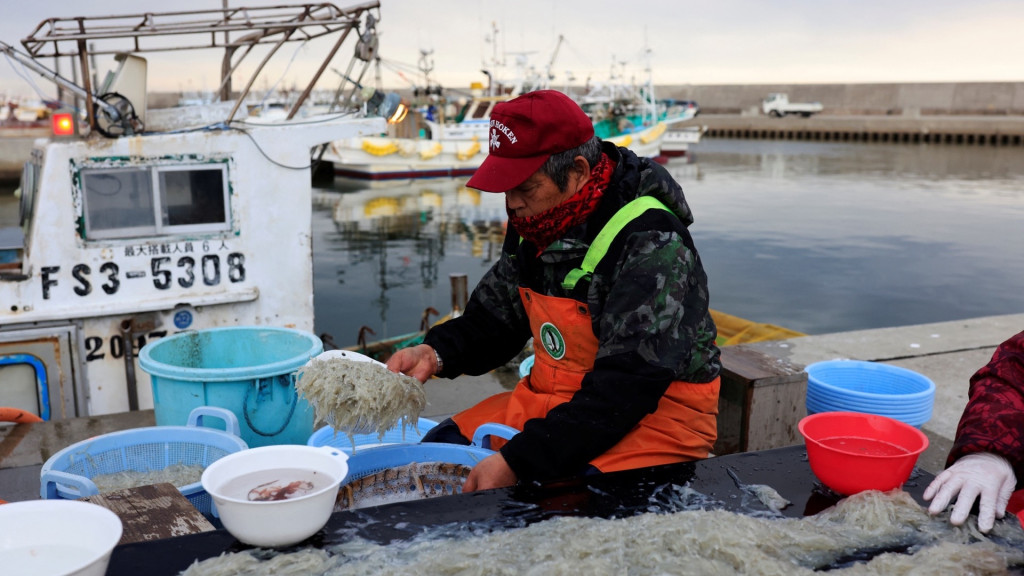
[571,155,592,193]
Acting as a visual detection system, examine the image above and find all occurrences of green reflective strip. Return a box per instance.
[560,196,672,290]
[562,268,589,289]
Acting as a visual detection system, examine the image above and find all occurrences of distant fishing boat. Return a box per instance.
[575,52,698,159]
[322,82,504,180]
[661,126,708,158]
[323,31,695,181]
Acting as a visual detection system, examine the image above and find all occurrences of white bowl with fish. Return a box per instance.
[201,445,349,548]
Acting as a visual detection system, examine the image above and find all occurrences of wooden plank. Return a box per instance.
[746,376,807,451]
[714,346,807,454]
[0,410,156,469]
[80,483,214,545]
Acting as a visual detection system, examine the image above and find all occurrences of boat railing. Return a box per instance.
[11,2,382,133]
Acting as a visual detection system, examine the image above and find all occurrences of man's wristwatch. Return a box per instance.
[433,348,444,375]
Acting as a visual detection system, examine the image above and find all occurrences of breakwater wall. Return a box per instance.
[658,82,1024,116]
[655,82,1024,145]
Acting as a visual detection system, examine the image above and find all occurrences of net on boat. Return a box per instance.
[296,354,426,440]
[179,490,1024,576]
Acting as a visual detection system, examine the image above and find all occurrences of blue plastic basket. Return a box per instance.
[805,360,936,427]
[307,418,440,453]
[343,422,519,485]
[39,407,248,515]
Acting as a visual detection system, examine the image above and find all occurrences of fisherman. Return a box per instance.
[924,330,1024,533]
[387,90,720,492]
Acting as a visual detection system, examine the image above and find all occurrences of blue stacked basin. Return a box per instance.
[804,360,936,427]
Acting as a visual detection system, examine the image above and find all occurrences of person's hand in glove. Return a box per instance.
[924,452,1016,532]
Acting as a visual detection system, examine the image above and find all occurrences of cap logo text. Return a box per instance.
[489,119,517,151]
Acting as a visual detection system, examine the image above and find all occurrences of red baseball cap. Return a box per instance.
[466,90,595,193]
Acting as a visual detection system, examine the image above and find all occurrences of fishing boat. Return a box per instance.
[0,2,395,421]
[323,81,693,180]
[323,83,503,180]
[321,42,522,181]
[323,31,696,180]
[576,54,697,159]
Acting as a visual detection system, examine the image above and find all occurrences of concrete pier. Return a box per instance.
[658,80,1024,146]
[421,313,1024,476]
[738,313,1024,474]
[675,114,1024,146]
[659,81,1024,117]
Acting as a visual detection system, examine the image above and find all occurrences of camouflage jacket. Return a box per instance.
[424,142,720,481]
[948,330,1024,485]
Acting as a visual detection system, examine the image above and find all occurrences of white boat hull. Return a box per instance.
[323,136,486,180]
[603,122,672,159]
[661,126,707,157]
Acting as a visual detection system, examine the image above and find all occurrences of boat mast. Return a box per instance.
[17,2,382,132]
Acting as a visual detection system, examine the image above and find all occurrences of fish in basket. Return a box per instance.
[39,407,247,515]
[335,423,519,510]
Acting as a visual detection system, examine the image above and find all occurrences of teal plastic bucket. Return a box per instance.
[139,326,323,448]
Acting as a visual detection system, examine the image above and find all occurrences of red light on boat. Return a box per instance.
[51,110,78,137]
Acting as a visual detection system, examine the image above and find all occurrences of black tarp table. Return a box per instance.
[107,444,936,575]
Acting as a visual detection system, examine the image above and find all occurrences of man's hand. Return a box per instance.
[385,344,437,383]
[924,451,1016,532]
[463,452,517,492]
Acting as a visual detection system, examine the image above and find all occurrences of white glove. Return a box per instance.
[924,452,1016,532]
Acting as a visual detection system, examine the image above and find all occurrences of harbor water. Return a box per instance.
[310,139,1024,346]
[2,139,1022,348]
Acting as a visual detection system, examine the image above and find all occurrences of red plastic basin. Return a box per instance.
[798,411,929,496]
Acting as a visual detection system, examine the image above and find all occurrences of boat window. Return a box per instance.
[78,162,230,240]
[81,168,156,238]
[470,103,490,120]
[158,166,229,228]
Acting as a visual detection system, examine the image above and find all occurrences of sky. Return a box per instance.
[2,0,1023,101]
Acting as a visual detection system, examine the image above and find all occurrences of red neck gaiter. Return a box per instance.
[508,153,616,253]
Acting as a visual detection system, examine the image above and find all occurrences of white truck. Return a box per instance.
[762,93,823,118]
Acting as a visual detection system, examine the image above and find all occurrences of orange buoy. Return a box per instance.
[0,407,43,423]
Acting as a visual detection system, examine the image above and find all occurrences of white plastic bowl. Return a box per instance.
[201,445,348,548]
[0,500,123,576]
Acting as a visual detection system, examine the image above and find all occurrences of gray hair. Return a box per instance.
[540,136,603,192]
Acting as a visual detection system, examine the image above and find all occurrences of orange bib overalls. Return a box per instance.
[451,197,719,473]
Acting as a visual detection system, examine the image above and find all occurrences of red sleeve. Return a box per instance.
[948,331,1024,484]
